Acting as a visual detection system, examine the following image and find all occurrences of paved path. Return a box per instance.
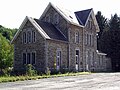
[0,73,120,90]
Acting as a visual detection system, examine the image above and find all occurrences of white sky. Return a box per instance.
[0,0,120,29]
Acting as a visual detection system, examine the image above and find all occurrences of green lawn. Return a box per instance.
[0,72,90,83]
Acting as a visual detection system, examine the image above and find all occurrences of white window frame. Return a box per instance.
[75,49,80,71]
[75,31,79,43]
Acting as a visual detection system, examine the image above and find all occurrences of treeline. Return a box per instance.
[96,12,120,71]
[0,25,17,75]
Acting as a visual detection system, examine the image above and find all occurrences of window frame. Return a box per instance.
[75,31,79,43]
[23,32,27,44]
[27,31,32,43]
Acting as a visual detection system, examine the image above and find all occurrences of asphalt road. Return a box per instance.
[0,73,120,90]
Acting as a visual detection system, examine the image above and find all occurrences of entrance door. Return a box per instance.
[75,50,79,71]
[56,50,61,71]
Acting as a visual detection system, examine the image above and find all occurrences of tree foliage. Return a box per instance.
[0,25,17,41]
[96,11,108,38]
[96,13,120,71]
[0,25,17,73]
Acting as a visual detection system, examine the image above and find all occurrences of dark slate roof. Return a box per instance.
[74,9,92,26]
[34,19,67,41]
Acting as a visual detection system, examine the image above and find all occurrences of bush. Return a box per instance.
[1,67,13,76]
[45,67,51,75]
[25,64,37,76]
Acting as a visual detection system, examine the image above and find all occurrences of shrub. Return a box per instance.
[25,64,37,76]
[45,67,51,75]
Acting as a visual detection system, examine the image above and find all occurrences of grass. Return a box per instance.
[0,72,91,83]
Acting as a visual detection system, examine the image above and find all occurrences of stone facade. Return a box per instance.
[12,3,111,74]
[13,21,46,73]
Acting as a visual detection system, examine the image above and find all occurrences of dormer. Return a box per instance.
[75,8,100,32]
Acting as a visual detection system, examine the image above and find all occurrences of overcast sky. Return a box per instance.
[0,0,120,29]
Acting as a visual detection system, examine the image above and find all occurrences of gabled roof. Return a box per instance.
[74,9,92,26]
[11,16,67,43]
[75,8,100,32]
[11,16,51,43]
[40,2,83,27]
[34,19,67,41]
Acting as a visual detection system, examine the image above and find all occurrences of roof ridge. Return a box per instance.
[75,8,93,13]
[74,8,92,26]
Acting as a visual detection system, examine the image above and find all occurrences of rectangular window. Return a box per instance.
[85,33,87,45]
[27,31,31,43]
[32,31,36,43]
[75,32,79,43]
[86,50,89,71]
[75,50,79,71]
[92,35,94,46]
[75,50,79,64]
[27,53,31,64]
[88,20,92,29]
[23,32,27,44]
[90,34,92,46]
[87,34,89,45]
[32,52,36,65]
[23,53,26,64]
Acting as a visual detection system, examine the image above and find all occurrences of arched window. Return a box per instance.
[54,13,59,24]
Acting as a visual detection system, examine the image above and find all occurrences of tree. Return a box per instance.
[96,11,108,38]
[98,14,120,71]
[0,32,13,71]
[96,11,109,50]
[0,26,17,41]
[109,14,120,31]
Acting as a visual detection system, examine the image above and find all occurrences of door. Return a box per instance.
[56,50,61,71]
[75,50,79,71]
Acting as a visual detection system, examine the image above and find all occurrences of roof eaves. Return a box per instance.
[74,13,84,26]
[28,17,51,39]
[46,38,68,43]
[40,2,80,26]
[84,9,92,27]
[11,16,29,44]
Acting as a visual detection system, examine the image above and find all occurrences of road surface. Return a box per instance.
[0,73,120,90]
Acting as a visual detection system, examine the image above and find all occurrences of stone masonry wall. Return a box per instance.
[83,15,98,71]
[68,24,83,71]
[41,6,68,40]
[46,40,68,72]
[13,21,46,73]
